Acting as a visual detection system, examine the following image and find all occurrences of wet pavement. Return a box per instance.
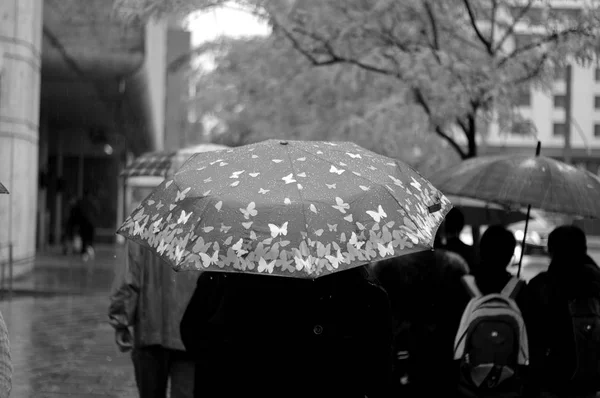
[0,245,138,397]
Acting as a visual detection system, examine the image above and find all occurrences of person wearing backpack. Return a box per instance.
[522,225,600,398]
[454,225,530,398]
[180,267,393,398]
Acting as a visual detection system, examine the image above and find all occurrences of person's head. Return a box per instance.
[444,208,465,237]
[548,225,587,260]
[479,225,517,270]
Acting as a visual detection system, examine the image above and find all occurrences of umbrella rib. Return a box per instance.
[284,146,314,259]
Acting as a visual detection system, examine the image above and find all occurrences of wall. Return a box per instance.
[0,0,43,276]
[164,27,191,151]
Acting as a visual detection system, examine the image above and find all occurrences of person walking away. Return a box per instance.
[522,225,600,398]
[475,225,517,295]
[76,190,96,261]
[180,266,393,398]
[370,248,471,397]
[439,208,476,272]
[109,242,199,398]
[454,224,529,398]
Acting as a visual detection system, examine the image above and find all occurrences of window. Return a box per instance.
[516,89,531,107]
[595,96,600,109]
[512,120,535,135]
[594,124,600,137]
[553,123,566,136]
[554,95,566,108]
[554,67,566,80]
[595,68,600,82]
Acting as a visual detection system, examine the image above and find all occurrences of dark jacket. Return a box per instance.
[109,242,200,350]
[440,237,476,272]
[180,269,393,398]
[522,254,600,395]
[370,250,471,396]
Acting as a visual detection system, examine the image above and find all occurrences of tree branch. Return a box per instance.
[490,0,498,49]
[423,1,441,62]
[497,27,589,68]
[462,0,492,54]
[492,0,535,54]
[412,87,467,159]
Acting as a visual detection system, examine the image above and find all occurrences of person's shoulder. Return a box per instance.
[437,249,470,275]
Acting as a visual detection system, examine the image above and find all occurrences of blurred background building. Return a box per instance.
[0,0,192,276]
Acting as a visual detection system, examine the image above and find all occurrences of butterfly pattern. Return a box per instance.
[118,140,452,279]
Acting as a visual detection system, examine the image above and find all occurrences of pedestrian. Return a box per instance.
[474,224,517,295]
[370,249,471,397]
[109,242,199,398]
[76,190,96,261]
[0,310,11,398]
[438,208,476,271]
[180,266,393,398]
[522,225,600,398]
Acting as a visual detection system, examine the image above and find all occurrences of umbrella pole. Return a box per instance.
[517,204,532,278]
[517,141,542,278]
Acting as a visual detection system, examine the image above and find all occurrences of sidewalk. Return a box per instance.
[0,244,138,397]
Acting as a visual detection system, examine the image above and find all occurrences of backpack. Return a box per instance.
[454,276,529,397]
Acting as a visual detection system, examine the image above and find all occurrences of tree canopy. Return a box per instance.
[190,36,460,176]
[114,0,600,159]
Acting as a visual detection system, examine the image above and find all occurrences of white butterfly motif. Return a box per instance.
[325,250,345,269]
[249,172,260,177]
[297,172,307,178]
[259,188,270,194]
[410,177,422,191]
[175,187,191,202]
[231,238,248,257]
[282,173,296,184]
[239,202,257,219]
[174,246,185,263]
[346,152,361,159]
[332,197,350,213]
[157,239,168,255]
[294,256,314,272]
[349,232,365,250]
[272,159,284,163]
[156,201,164,209]
[268,222,288,238]
[202,226,214,233]
[389,175,404,187]
[366,205,388,222]
[327,223,337,232]
[242,221,253,229]
[215,201,223,211]
[258,257,276,273]
[204,177,212,183]
[134,221,146,236]
[297,157,306,161]
[230,170,245,179]
[330,165,345,175]
[378,242,394,257]
[326,183,336,189]
[178,210,192,224]
[209,159,223,165]
[309,204,318,214]
[199,251,219,268]
[220,224,232,233]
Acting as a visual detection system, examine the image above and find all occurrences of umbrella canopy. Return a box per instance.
[118,140,452,279]
[430,154,600,219]
[447,196,528,226]
[0,182,8,194]
[120,143,230,178]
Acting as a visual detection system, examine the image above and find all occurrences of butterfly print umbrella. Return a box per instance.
[0,182,7,194]
[117,140,452,279]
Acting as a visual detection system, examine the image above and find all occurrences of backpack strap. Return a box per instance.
[501,277,524,300]
[461,275,482,298]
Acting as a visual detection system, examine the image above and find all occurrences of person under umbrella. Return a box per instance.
[116,139,452,398]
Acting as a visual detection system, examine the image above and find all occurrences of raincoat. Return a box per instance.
[109,242,199,350]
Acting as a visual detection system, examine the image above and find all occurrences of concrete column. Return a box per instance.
[0,0,43,272]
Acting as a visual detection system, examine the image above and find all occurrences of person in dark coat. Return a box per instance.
[370,249,471,397]
[180,267,393,398]
[475,225,517,295]
[439,208,476,271]
[522,225,600,398]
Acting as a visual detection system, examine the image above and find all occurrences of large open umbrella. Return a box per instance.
[118,140,452,279]
[0,182,8,195]
[429,142,600,276]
